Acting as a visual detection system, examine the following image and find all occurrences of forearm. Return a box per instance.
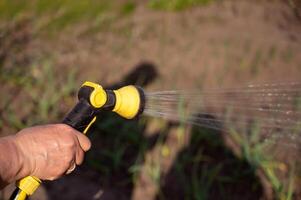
[0,136,25,189]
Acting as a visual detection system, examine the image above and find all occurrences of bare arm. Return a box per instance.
[0,124,91,189]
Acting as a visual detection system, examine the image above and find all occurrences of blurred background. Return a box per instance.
[0,0,301,199]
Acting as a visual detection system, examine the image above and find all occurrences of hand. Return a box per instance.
[13,124,91,180]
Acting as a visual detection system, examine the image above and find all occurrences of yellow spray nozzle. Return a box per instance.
[82,81,107,108]
[80,81,145,119]
[113,85,144,119]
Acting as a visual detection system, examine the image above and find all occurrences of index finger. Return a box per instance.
[74,131,91,152]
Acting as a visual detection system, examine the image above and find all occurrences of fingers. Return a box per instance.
[66,148,82,175]
[57,124,91,152]
[74,131,91,152]
[55,124,90,171]
[65,141,85,175]
[75,146,84,165]
[61,124,91,167]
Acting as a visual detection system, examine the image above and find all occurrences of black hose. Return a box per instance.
[9,188,27,200]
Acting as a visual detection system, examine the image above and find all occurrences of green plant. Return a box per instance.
[148,0,215,11]
[0,60,79,132]
[0,0,137,36]
[120,1,136,15]
[250,49,262,76]
[282,46,294,63]
[147,159,162,185]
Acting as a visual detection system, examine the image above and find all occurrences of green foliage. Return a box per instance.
[250,49,262,76]
[294,96,301,111]
[0,60,78,131]
[0,0,109,21]
[282,46,294,63]
[23,62,77,123]
[286,167,295,200]
[86,112,148,182]
[227,116,298,199]
[0,0,131,34]
[147,159,162,185]
[0,0,299,198]
[44,0,111,31]
[120,1,136,15]
[148,0,215,11]
[165,126,262,199]
[268,45,277,60]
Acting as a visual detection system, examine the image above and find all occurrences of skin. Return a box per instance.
[0,124,91,189]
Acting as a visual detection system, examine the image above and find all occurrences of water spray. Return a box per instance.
[144,82,301,149]
[10,81,145,200]
[10,80,301,199]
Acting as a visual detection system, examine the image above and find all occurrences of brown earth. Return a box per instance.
[1,0,301,199]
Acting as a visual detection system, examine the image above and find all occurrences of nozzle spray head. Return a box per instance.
[80,81,145,119]
[112,85,145,119]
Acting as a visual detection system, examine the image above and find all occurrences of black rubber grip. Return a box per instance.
[62,99,97,132]
[136,86,145,117]
[9,188,21,200]
[103,90,116,110]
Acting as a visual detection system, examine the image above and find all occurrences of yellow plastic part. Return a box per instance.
[15,190,27,200]
[113,85,141,119]
[83,116,96,134]
[17,176,41,196]
[82,81,107,108]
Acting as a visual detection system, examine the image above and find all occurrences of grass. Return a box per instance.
[282,46,294,64]
[250,49,262,76]
[223,105,298,199]
[227,115,298,200]
[0,0,137,36]
[160,124,263,199]
[148,0,216,11]
[147,159,162,185]
[0,1,108,23]
[0,60,79,132]
[268,45,277,61]
[120,1,136,16]
[1,0,300,199]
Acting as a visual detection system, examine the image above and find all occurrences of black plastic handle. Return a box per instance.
[62,99,97,132]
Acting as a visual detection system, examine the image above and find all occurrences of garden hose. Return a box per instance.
[9,81,145,200]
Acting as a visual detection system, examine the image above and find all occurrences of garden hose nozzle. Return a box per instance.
[10,81,145,200]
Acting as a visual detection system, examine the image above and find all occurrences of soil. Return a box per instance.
[1,0,301,199]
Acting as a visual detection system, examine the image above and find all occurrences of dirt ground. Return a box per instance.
[1,0,301,199]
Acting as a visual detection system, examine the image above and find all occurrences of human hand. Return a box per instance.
[12,124,91,181]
